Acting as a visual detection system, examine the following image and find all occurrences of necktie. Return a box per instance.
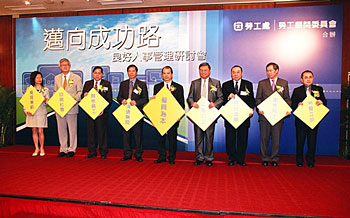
[167,83,170,90]
[271,79,276,92]
[94,81,98,90]
[234,81,239,94]
[306,86,311,96]
[63,75,67,89]
[128,80,133,99]
[201,79,207,98]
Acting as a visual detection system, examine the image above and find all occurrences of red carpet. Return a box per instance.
[0,145,349,218]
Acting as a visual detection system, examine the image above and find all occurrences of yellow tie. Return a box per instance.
[63,76,67,89]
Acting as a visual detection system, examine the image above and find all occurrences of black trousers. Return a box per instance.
[157,124,178,161]
[86,113,108,156]
[296,122,319,165]
[122,119,144,159]
[225,124,249,163]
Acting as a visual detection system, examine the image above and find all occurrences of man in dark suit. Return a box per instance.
[117,64,149,162]
[82,66,112,159]
[256,62,291,167]
[153,66,185,164]
[187,62,223,167]
[291,70,327,168]
[222,65,255,166]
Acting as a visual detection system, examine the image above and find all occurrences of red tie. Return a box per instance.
[94,82,98,90]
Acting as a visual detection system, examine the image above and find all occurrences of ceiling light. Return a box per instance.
[4,4,47,11]
[24,0,31,5]
[98,0,143,6]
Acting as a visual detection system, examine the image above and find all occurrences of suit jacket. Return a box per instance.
[256,77,291,122]
[54,72,82,115]
[187,77,223,109]
[291,84,327,126]
[222,79,255,128]
[81,79,113,114]
[117,79,149,111]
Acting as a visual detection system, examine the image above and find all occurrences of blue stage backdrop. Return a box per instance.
[16,5,342,155]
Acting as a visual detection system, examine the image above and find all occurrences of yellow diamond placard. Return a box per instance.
[220,95,253,129]
[47,87,77,118]
[19,85,44,115]
[113,99,144,132]
[257,91,292,126]
[186,97,221,131]
[293,95,329,129]
[79,88,109,120]
[143,86,185,136]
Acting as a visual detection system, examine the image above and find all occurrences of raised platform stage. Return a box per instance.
[0,145,349,218]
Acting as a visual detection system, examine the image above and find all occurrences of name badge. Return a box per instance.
[240,91,248,96]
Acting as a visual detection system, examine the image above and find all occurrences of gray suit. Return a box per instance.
[54,72,82,153]
[187,78,223,161]
[256,78,291,162]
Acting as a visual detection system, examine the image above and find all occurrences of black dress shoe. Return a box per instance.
[237,161,247,166]
[206,161,213,167]
[86,153,97,158]
[57,152,66,157]
[262,161,269,166]
[297,163,304,167]
[307,163,314,168]
[228,161,235,166]
[101,155,107,159]
[193,160,203,166]
[66,152,75,158]
[136,157,143,162]
[154,159,166,163]
[120,156,131,161]
[168,160,175,164]
[271,161,278,167]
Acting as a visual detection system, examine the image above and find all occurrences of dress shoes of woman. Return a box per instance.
[32,150,39,157]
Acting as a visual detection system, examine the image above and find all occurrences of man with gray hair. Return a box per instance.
[54,58,82,158]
